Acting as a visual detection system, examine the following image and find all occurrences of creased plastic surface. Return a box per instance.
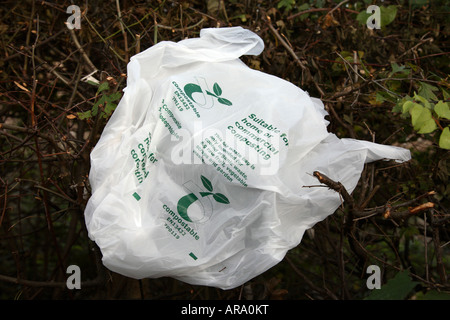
[84,27,411,290]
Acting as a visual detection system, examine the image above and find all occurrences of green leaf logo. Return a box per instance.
[201,175,213,192]
[213,193,230,204]
[177,176,230,222]
[205,82,233,106]
[213,83,222,96]
[218,97,232,106]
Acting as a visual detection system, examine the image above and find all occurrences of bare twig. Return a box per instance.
[313,171,355,209]
[84,15,127,63]
[136,33,141,54]
[116,0,129,62]
[328,0,350,16]
[266,16,307,71]
[69,28,98,73]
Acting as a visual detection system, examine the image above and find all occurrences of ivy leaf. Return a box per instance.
[411,104,437,133]
[402,100,418,115]
[413,92,431,109]
[213,193,230,204]
[200,175,213,192]
[356,10,371,26]
[394,96,412,114]
[434,101,450,120]
[213,83,222,97]
[416,290,450,300]
[442,87,450,100]
[418,81,439,101]
[389,63,411,77]
[356,5,398,28]
[418,118,437,134]
[380,5,398,27]
[218,97,232,106]
[439,127,450,150]
[365,270,418,300]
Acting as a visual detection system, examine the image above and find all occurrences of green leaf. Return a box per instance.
[356,5,397,28]
[77,110,92,120]
[416,290,450,300]
[439,127,450,150]
[314,0,325,8]
[297,3,310,20]
[213,193,230,204]
[356,11,370,26]
[389,63,411,77]
[92,95,107,117]
[410,104,425,126]
[418,118,437,134]
[413,92,431,109]
[97,82,110,95]
[277,0,296,11]
[442,87,450,100]
[213,83,222,97]
[365,270,418,300]
[376,91,396,103]
[380,5,398,27]
[418,81,439,101]
[103,102,117,118]
[106,91,122,103]
[410,104,437,133]
[200,175,213,192]
[394,95,412,114]
[298,2,309,10]
[218,97,232,106]
[434,101,450,120]
[402,100,418,115]
[392,102,402,113]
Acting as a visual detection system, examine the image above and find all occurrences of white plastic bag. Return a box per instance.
[84,27,411,290]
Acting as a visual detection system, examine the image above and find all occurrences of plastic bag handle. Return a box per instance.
[98,27,264,139]
[195,27,264,58]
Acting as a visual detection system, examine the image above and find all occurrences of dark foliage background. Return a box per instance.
[0,0,449,299]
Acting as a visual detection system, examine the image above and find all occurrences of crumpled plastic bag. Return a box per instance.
[84,27,411,290]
